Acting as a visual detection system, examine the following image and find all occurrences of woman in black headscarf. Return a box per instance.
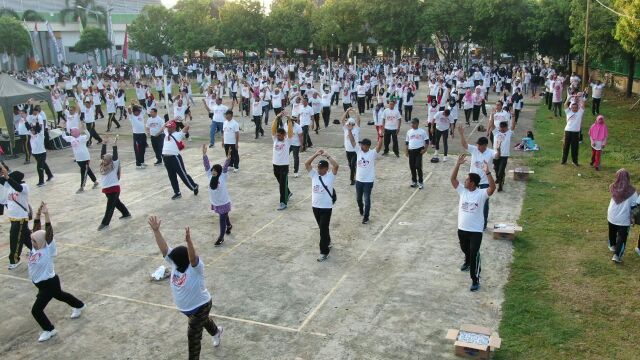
[148,216,223,359]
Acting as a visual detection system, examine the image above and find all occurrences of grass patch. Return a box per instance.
[497,95,640,359]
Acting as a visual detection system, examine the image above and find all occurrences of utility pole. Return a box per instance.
[582,0,590,86]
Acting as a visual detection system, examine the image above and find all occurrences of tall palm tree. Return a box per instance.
[59,0,107,28]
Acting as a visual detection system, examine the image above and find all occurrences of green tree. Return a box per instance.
[74,27,112,63]
[59,0,107,28]
[419,0,474,62]
[21,10,45,22]
[569,0,622,63]
[360,0,423,57]
[529,0,571,59]
[170,0,217,57]
[128,5,176,61]
[0,8,19,19]
[613,0,639,97]
[311,0,367,58]
[0,16,32,70]
[218,0,264,54]
[266,0,315,55]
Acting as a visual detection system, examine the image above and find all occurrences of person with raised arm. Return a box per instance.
[98,136,131,231]
[202,145,233,246]
[341,107,361,186]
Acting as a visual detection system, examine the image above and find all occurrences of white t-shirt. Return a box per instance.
[565,108,583,132]
[298,105,313,126]
[101,159,120,188]
[28,239,57,284]
[62,135,90,161]
[146,116,164,137]
[207,171,230,206]
[130,114,146,134]
[5,183,30,219]
[456,184,489,232]
[223,120,239,144]
[406,128,429,149]
[309,169,335,209]
[607,193,639,226]
[165,249,212,313]
[493,110,512,129]
[434,111,453,131]
[468,145,496,185]
[29,131,46,155]
[290,123,303,147]
[162,130,185,156]
[211,104,228,123]
[344,125,360,152]
[356,149,376,183]
[382,108,401,130]
[492,130,513,157]
[272,137,291,165]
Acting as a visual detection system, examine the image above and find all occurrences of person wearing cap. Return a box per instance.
[341,108,361,186]
[127,104,148,169]
[222,110,240,172]
[450,154,496,292]
[405,118,429,189]
[458,127,496,230]
[162,120,199,200]
[61,123,99,193]
[272,111,294,210]
[348,133,382,224]
[382,100,402,157]
[26,203,86,342]
[148,216,224,358]
[1,164,31,269]
[305,149,339,262]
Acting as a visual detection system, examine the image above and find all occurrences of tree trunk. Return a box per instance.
[626,53,635,98]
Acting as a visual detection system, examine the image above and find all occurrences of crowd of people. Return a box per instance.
[1,55,637,358]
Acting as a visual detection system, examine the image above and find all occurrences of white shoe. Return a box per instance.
[141,163,148,167]
[294,172,299,178]
[233,168,238,173]
[71,304,86,319]
[136,166,144,170]
[212,326,223,347]
[612,254,621,263]
[608,245,616,252]
[635,247,640,257]
[443,156,448,162]
[7,261,21,270]
[418,182,424,189]
[38,329,58,342]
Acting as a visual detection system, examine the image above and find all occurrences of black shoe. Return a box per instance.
[497,185,503,192]
[119,214,132,220]
[36,182,45,187]
[193,185,199,196]
[359,207,363,216]
[350,180,355,186]
[470,281,480,292]
[97,223,109,231]
[395,153,400,158]
[362,217,369,224]
[225,225,232,235]
[215,237,225,246]
[171,193,182,200]
[46,175,54,182]
[154,161,163,166]
[460,263,470,272]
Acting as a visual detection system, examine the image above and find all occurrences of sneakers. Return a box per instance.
[38,329,58,342]
[608,244,616,252]
[470,281,480,292]
[612,254,621,263]
[7,261,22,270]
[277,202,287,210]
[71,304,86,319]
[92,181,100,189]
[97,224,109,231]
[214,237,225,246]
[46,175,54,182]
[317,254,329,262]
[460,263,470,272]
[362,217,369,224]
[418,182,424,189]
[37,182,45,187]
[212,326,223,347]
[154,161,163,166]
[294,172,299,178]
[171,193,182,200]
[410,182,418,188]
[136,165,144,170]
[119,214,132,220]
[225,225,232,235]
[288,192,293,200]
[193,185,199,196]
[443,156,448,162]
[233,168,239,173]
[76,188,84,194]
[350,180,355,186]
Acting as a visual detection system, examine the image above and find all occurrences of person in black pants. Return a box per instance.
[272,118,293,211]
[26,203,85,342]
[304,149,339,262]
[27,122,54,187]
[561,97,584,166]
[162,121,199,200]
[405,118,429,189]
[98,136,131,231]
[0,166,31,269]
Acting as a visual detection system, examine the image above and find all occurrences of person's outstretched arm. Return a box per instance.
[458,126,469,150]
[185,227,198,267]
[148,216,169,257]
[451,154,466,189]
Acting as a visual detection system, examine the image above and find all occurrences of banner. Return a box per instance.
[122,25,128,61]
[31,22,40,63]
[45,21,64,64]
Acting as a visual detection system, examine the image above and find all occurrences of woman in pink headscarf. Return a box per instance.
[588,115,608,171]
[463,89,474,125]
[61,125,98,193]
[607,169,638,263]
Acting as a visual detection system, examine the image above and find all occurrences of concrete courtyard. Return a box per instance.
[0,83,533,359]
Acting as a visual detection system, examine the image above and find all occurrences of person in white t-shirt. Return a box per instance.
[405,118,429,188]
[285,115,304,177]
[127,104,148,168]
[62,126,99,193]
[272,112,294,210]
[450,154,496,292]
[222,110,240,171]
[28,120,53,187]
[202,145,233,246]
[304,149,339,262]
[162,120,199,200]
[98,136,131,231]
[347,134,382,224]
[459,127,496,230]
[148,217,223,357]
[26,203,86,343]
[105,92,121,132]
[589,79,605,115]
[607,169,639,263]
[341,108,361,185]
[562,96,584,166]
[0,167,31,269]
[492,120,517,192]
[146,108,165,166]
[382,100,402,157]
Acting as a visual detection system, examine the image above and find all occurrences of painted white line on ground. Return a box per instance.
[0,273,326,337]
[297,172,433,332]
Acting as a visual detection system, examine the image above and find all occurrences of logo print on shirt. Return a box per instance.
[28,252,42,264]
[274,143,285,151]
[461,201,479,212]
[171,272,187,288]
[358,157,370,168]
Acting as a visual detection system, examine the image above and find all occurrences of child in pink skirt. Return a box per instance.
[589,115,608,171]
